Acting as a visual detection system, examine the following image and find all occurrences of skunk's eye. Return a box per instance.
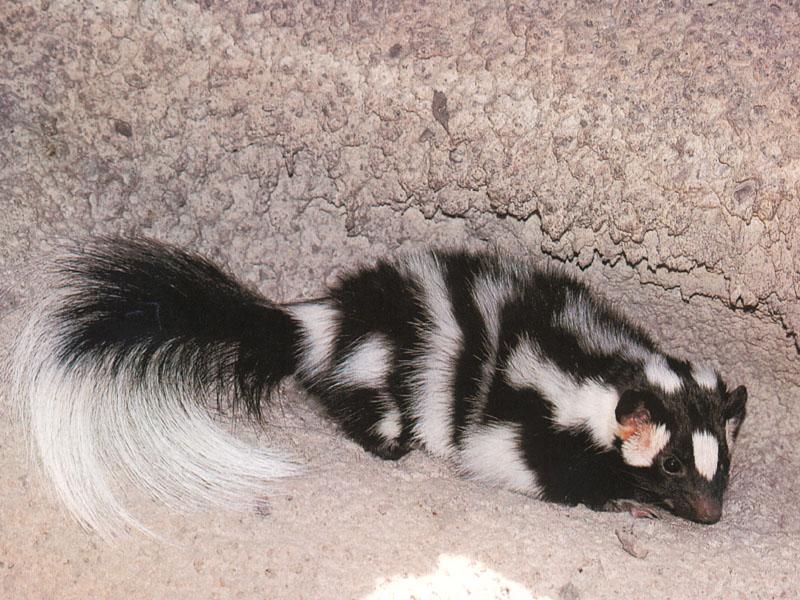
[661,456,683,475]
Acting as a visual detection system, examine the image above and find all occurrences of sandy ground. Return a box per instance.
[2,1,799,599]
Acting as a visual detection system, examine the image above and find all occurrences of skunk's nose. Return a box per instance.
[690,496,722,524]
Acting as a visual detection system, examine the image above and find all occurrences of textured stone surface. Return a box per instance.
[1,1,798,599]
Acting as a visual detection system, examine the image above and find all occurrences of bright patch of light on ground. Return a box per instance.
[365,553,549,600]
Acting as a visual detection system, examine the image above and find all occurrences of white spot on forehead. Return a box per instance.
[621,423,671,468]
[692,431,720,481]
[505,336,620,449]
[459,423,540,495]
[691,363,718,391]
[645,356,683,394]
[334,334,392,389]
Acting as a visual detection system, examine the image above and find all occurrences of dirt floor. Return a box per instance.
[2,2,799,599]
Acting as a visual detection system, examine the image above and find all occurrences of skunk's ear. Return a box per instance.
[615,389,653,439]
[615,390,671,468]
[723,385,748,447]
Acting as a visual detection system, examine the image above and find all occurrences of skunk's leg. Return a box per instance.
[319,386,410,461]
[601,499,662,519]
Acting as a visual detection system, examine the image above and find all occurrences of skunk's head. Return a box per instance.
[614,368,748,525]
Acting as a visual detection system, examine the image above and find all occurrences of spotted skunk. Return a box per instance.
[11,238,748,538]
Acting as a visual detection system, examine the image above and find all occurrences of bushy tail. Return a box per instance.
[11,238,301,539]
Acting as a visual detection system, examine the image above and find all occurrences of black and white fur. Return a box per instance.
[11,238,748,538]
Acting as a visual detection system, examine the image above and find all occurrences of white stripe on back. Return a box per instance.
[505,336,620,449]
[287,301,340,381]
[459,423,540,495]
[401,254,462,458]
[691,363,718,390]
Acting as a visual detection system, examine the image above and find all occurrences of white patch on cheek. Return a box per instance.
[644,356,683,394]
[690,363,718,390]
[620,424,671,467]
[693,431,720,481]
